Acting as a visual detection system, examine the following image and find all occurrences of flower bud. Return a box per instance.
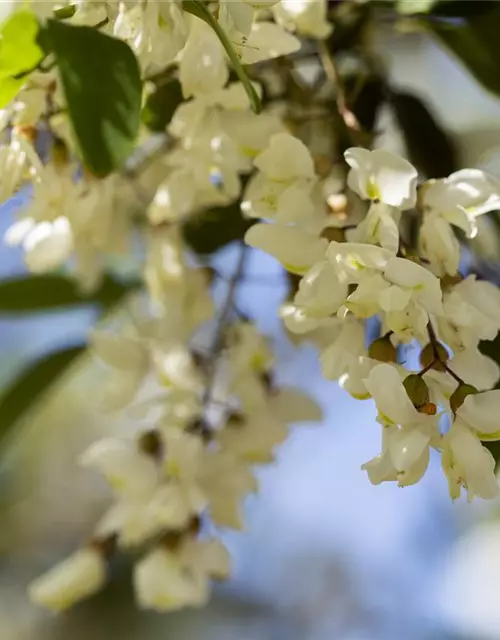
[51,136,70,168]
[450,383,478,414]
[138,430,163,460]
[403,374,429,409]
[420,342,448,372]
[369,336,397,363]
[440,273,463,290]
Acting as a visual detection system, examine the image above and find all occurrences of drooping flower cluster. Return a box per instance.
[246,133,500,500]
[1,0,500,621]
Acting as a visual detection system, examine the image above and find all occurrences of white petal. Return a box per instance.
[451,349,500,391]
[254,133,315,181]
[23,217,73,273]
[389,427,430,473]
[239,22,301,64]
[245,223,327,274]
[384,257,443,315]
[364,363,418,425]
[458,390,500,437]
[29,548,106,612]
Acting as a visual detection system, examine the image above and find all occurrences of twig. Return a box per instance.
[203,243,248,406]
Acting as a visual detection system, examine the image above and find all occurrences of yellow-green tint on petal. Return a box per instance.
[282,262,309,275]
[379,411,396,425]
[366,178,381,201]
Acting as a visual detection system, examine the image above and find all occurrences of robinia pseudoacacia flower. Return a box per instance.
[0,0,499,618]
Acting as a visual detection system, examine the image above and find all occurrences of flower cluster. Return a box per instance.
[246,134,500,500]
[1,0,500,620]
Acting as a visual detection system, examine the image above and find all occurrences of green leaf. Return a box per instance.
[0,76,24,109]
[142,78,184,132]
[426,4,500,98]
[0,10,44,107]
[183,200,254,255]
[391,91,457,178]
[182,0,262,114]
[0,11,43,77]
[0,274,138,313]
[0,345,84,447]
[44,20,142,176]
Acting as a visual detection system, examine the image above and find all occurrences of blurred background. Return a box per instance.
[4,1,500,639]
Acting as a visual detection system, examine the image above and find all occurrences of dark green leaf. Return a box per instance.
[426,4,500,98]
[44,20,142,176]
[391,91,457,178]
[183,201,254,255]
[0,345,84,447]
[347,76,386,134]
[0,274,138,314]
[142,78,183,132]
[182,0,262,114]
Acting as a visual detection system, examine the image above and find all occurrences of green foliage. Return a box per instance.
[0,10,44,107]
[0,274,138,313]
[182,0,262,114]
[183,200,254,255]
[426,3,500,98]
[390,91,457,178]
[0,345,85,448]
[142,78,184,132]
[43,20,142,176]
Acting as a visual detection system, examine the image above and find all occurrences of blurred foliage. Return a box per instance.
[390,91,457,178]
[142,77,184,132]
[183,199,254,256]
[0,344,84,448]
[0,274,138,313]
[0,274,138,450]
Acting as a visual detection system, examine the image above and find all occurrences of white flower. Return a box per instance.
[134,538,230,612]
[0,135,41,201]
[29,547,106,612]
[345,148,418,209]
[273,0,332,39]
[200,451,258,529]
[218,387,321,462]
[437,275,500,351]
[245,223,328,275]
[254,132,316,181]
[320,317,366,380]
[114,0,188,73]
[419,213,460,276]
[421,168,500,238]
[91,329,150,410]
[351,201,400,253]
[284,260,348,331]
[179,17,229,98]
[362,364,438,483]
[14,216,74,274]
[148,169,196,224]
[80,437,160,501]
[235,21,301,64]
[363,424,430,487]
[442,421,499,501]
[327,241,393,282]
